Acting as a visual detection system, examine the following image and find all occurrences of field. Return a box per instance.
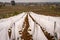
[0,5,60,19]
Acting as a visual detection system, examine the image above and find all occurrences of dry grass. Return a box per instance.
[0,5,60,19]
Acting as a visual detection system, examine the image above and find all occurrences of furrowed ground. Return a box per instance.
[0,5,60,19]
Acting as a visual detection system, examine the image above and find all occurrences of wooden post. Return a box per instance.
[54,21,58,40]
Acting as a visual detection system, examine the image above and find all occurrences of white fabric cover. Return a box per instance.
[28,15,48,40]
[0,12,60,40]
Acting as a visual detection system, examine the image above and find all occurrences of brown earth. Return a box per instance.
[0,5,60,19]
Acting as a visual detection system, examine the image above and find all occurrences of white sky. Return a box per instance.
[0,0,60,2]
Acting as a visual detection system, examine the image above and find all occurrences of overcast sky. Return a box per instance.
[0,0,60,2]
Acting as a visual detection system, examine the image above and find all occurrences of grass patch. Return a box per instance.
[0,5,60,19]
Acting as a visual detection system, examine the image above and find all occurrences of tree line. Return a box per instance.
[0,0,15,8]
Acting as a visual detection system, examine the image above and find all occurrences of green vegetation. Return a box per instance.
[0,5,60,19]
[0,11,19,19]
